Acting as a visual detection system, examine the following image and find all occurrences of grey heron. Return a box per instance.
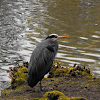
[27,34,69,90]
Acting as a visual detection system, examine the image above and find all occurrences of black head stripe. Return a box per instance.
[46,34,58,39]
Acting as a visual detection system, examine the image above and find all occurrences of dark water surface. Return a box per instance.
[0,0,100,89]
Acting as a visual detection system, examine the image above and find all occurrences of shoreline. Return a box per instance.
[1,76,100,100]
[1,62,100,100]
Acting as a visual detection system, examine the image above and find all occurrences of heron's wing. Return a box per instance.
[46,44,54,52]
[28,45,55,76]
[27,40,58,87]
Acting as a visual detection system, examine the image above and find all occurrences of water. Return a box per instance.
[0,0,100,89]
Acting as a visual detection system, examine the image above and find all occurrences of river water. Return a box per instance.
[0,0,100,90]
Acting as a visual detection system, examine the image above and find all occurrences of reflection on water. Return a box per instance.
[1,0,100,89]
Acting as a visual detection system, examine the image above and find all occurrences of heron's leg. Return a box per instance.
[39,81,42,91]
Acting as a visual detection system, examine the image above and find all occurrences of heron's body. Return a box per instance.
[27,38,58,87]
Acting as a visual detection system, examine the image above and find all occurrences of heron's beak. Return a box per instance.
[58,36,69,39]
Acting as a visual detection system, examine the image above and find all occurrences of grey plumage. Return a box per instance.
[27,34,69,88]
[27,36,58,87]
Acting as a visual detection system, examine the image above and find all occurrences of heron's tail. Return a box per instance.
[27,74,38,87]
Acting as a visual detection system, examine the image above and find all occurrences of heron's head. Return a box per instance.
[45,34,69,40]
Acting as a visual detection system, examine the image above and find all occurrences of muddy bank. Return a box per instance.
[1,76,100,100]
[1,62,100,100]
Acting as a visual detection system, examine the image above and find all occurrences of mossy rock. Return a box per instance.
[82,71,92,77]
[70,97,87,100]
[11,67,28,88]
[14,77,25,87]
[58,96,70,100]
[55,68,67,77]
[40,90,70,100]
[48,63,92,78]
[48,67,68,78]
[17,67,28,78]
[67,67,74,74]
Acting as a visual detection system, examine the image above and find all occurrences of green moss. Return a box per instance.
[71,82,79,85]
[48,63,92,79]
[81,78,100,88]
[48,67,68,78]
[10,66,28,88]
[70,97,87,100]
[10,95,26,99]
[67,67,74,74]
[15,86,27,91]
[17,67,28,79]
[14,77,25,87]
[92,76,96,79]
[58,96,70,100]
[41,91,65,100]
[82,71,92,78]
[1,89,11,96]
[40,91,86,100]
[10,78,15,84]
[33,98,39,100]
[55,68,67,77]
[81,82,89,88]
